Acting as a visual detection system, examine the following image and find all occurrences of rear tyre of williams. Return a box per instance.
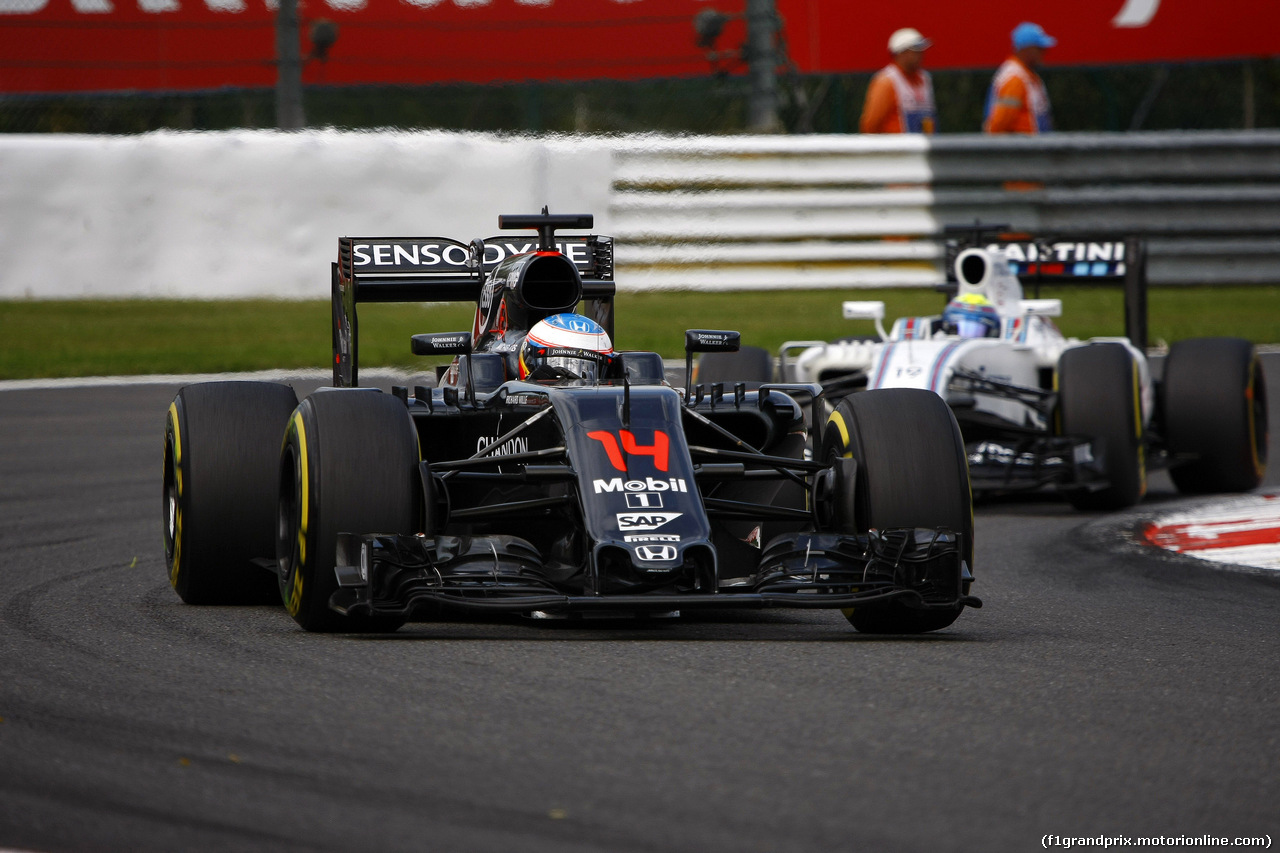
[278,390,418,633]
[163,381,299,605]
[1058,344,1146,511]
[1163,337,1267,494]
[823,389,974,634]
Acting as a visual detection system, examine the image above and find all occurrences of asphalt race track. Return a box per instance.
[1,359,1278,853]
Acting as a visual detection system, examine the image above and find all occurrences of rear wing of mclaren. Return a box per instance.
[944,224,1149,350]
[332,216,615,387]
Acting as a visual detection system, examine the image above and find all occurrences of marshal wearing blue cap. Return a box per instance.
[984,21,1056,134]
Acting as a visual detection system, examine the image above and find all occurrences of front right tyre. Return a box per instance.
[1057,343,1147,511]
[1163,337,1267,494]
[163,381,299,605]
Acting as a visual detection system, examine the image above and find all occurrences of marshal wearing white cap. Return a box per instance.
[861,27,937,134]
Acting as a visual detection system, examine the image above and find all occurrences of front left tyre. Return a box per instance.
[277,389,420,633]
[163,381,299,605]
[822,388,974,634]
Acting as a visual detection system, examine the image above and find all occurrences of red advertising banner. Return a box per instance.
[1,0,1277,95]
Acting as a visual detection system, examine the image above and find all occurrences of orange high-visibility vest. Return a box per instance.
[983,57,1052,134]
[861,64,936,134]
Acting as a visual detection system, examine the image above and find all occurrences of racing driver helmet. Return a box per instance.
[518,313,616,383]
[943,293,1001,339]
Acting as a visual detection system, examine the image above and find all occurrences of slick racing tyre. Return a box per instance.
[1163,337,1267,494]
[822,389,973,634]
[278,390,419,633]
[1057,344,1146,511]
[163,381,299,605]
[695,345,774,386]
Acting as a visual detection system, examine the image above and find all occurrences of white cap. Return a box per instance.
[888,28,931,54]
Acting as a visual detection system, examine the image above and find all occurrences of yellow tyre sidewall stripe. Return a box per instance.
[826,409,851,458]
[166,402,183,588]
[827,405,857,617]
[1131,359,1147,498]
[284,410,310,617]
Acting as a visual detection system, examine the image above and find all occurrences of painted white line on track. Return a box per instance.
[1142,492,1280,570]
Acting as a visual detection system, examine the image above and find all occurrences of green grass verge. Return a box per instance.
[2,286,1276,380]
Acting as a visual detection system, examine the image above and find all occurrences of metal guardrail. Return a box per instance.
[608,131,1280,290]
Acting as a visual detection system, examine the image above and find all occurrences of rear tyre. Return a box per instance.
[1058,344,1146,511]
[278,390,418,633]
[696,345,773,385]
[163,381,299,605]
[1163,337,1267,493]
[822,389,973,634]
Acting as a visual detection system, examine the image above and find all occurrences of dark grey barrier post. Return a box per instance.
[1124,237,1148,352]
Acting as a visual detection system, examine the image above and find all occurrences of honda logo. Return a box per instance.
[634,545,678,562]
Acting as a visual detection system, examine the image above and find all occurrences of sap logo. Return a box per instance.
[634,545,678,562]
[623,534,681,543]
[593,477,688,494]
[617,512,682,531]
[625,492,662,509]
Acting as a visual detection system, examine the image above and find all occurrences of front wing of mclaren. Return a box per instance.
[331,527,979,619]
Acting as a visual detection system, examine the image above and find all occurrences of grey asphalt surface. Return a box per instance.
[1,359,1277,853]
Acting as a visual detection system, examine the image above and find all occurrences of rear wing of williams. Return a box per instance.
[944,223,1149,349]
[331,214,615,387]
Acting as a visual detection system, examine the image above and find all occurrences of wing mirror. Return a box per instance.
[1017,299,1062,318]
[842,301,889,341]
[683,329,741,401]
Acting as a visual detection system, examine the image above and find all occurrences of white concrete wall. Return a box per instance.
[0,130,616,299]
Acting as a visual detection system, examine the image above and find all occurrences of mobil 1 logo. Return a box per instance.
[592,476,688,532]
[625,492,662,509]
